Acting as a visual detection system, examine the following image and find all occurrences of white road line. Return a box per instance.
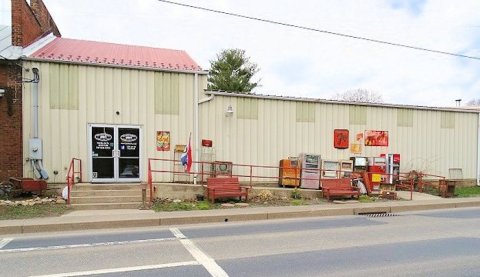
[0,237,176,254]
[30,261,200,277]
[170,227,229,277]
[0,238,13,249]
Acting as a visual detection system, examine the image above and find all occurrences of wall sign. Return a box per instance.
[156,131,170,151]
[334,129,349,149]
[365,130,389,146]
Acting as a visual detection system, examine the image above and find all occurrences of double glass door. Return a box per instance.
[90,124,141,182]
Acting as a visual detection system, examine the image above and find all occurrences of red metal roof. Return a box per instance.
[29,37,202,72]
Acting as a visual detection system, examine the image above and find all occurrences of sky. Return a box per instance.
[14,1,480,106]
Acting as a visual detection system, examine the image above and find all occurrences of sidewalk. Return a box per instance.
[1,196,480,235]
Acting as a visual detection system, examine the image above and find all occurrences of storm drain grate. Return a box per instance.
[358,212,400,217]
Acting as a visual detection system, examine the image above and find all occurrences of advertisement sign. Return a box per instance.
[156,131,170,151]
[333,129,349,149]
[365,130,389,146]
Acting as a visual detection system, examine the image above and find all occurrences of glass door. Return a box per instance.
[90,125,141,183]
[118,127,140,182]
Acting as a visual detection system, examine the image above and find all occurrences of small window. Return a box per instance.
[397,109,413,127]
[237,98,258,119]
[154,72,179,115]
[440,112,455,129]
[349,106,366,125]
[296,102,315,122]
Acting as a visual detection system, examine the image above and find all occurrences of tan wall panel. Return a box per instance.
[23,62,204,182]
[200,95,478,180]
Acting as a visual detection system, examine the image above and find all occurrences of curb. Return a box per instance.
[1,199,480,235]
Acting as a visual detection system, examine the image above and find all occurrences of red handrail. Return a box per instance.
[66,158,82,205]
[146,157,445,202]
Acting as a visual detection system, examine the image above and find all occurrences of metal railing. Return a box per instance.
[66,158,82,205]
[146,158,446,202]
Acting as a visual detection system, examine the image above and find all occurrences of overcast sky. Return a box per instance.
[31,1,480,106]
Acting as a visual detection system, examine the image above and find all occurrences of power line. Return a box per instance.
[157,0,480,61]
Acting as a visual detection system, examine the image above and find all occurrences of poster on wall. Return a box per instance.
[350,143,362,154]
[156,131,170,151]
[364,130,389,146]
[333,129,349,149]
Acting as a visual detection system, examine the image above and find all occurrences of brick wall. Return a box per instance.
[11,0,60,47]
[0,63,23,181]
[1,0,60,182]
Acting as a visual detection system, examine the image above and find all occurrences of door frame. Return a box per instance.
[88,123,142,183]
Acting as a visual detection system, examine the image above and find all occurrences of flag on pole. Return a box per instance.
[180,134,193,173]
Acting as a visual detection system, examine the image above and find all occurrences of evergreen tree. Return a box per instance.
[207,49,260,93]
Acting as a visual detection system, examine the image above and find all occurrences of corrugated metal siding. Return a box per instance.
[200,95,478,180]
[23,61,202,182]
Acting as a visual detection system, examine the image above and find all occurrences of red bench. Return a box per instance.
[321,178,360,200]
[206,177,250,203]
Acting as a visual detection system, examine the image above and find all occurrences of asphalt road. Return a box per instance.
[0,207,479,277]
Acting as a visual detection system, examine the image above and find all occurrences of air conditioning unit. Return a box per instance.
[212,161,233,177]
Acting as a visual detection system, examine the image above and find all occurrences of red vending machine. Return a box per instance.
[381,153,400,184]
[367,157,386,191]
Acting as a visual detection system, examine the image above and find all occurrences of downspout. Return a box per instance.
[193,73,199,185]
[30,68,49,180]
[477,112,480,186]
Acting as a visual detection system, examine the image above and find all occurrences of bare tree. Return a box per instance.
[332,89,383,103]
[466,99,480,106]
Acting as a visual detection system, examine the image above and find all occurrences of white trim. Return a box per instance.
[88,124,142,183]
[22,33,57,57]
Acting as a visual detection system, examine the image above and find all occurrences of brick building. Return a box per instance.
[0,0,60,181]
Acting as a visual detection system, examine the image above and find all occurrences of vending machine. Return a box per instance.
[299,153,321,189]
[367,157,386,191]
[380,153,400,184]
[339,160,354,178]
[350,156,368,172]
[321,159,340,179]
[279,157,300,187]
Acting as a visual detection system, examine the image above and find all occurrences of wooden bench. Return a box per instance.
[206,177,250,203]
[321,178,360,200]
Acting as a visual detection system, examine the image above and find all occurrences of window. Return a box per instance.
[49,64,79,110]
[237,98,258,119]
[296,102,315,122]
[397,109,413,127]
[154,72,179,115]
[349,105,366,125]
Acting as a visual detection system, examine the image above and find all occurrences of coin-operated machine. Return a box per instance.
[278,157,300,187]
[367,157,386,191]
[380,153,400,184]
[299,153,321,189]
[350,156,368,172]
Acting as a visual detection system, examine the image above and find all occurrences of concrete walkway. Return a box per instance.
[1,196,480,235]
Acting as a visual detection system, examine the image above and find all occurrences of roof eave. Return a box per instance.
[205,90,480,114]
[23,57,209,75]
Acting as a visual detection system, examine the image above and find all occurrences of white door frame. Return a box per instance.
[88,124,142,183]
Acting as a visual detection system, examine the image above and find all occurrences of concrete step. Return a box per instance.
[72,184,143,191]
[70,202,143,210]
[71,196,143,204]
[71,190,142,197]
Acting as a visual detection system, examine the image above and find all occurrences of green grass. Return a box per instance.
[152,200,215,212]
[358,195,375,203]
[0,204,70,220]
[290,199,305,206]
[454,186,480,197]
